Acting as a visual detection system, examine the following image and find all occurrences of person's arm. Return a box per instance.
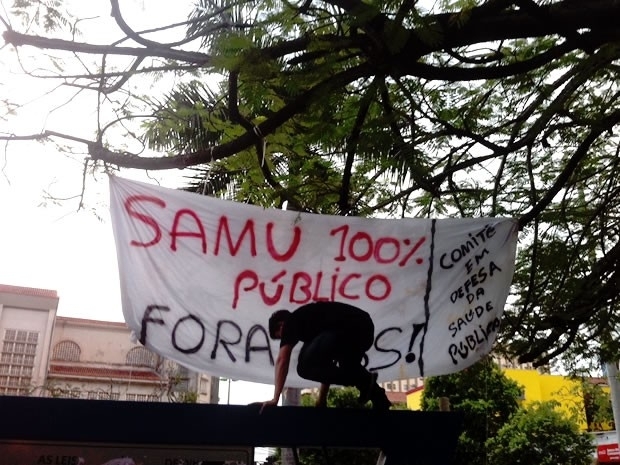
[260,344,293,412]
[316,383,329,407]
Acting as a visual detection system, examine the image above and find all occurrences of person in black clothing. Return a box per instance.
[260,301,391,411]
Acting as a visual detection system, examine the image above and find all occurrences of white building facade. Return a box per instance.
[0,284,219,403]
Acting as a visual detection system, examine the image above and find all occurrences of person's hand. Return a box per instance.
[259,398,278,414]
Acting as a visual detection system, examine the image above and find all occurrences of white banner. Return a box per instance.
[109,175,518,387]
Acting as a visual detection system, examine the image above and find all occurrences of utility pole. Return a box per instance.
[281,387,301,465]
[605,361,620,449]
[280,200,301,465]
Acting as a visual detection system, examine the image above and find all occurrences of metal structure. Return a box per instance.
[0,396,462,465]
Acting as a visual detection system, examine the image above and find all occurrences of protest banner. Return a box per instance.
[109,175,518,387]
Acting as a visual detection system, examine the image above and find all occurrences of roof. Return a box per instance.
[588,377,609,386]
[55,316,128,327]
[0,284,58,298]
[386,391,407,404]
[406,385,424,396]
[48,364,162,382]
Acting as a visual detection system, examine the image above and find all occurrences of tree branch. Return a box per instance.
[109,0,170,49]
[0,130,92,145]
[518,110,620,230]
[228,70,282,193]
[400,30,620,83]
[3,30,212,64]
[84,63,372,169]
[340,79,376,215]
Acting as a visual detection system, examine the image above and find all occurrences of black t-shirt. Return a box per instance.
[280,301,372,348]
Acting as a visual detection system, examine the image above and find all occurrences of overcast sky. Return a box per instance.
[0,0,275,406]
[0,0,202,318]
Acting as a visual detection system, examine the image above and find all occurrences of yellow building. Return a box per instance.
[505,368,591,428]
[407,386,424,411]
[406,368,611,431]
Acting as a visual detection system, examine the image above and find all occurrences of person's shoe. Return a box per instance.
[370,387,392,411]
[358,371,378,405]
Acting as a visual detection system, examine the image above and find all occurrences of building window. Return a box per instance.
[199,377,209,395]
[126,393,159,402]
[87,390,119,400]
[170,365,190,392]
[0,329,38,395]
[126,347,157,368]
[48,386,82,399]
[51,341,81,362]
[383,382,398,392]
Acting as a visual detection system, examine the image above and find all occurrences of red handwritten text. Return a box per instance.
[330,225,426,266]
[124,195,301,260]
[232,268,391,308]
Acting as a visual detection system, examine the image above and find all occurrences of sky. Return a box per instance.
[0,0,275,407]
[0,0,189,320]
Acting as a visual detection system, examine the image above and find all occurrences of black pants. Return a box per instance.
[296,323,374,390]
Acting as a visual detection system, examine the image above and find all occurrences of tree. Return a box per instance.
[421,358,523,465]
[486,401,594,465]
[577,380,615,431]
[2,0,620,368]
